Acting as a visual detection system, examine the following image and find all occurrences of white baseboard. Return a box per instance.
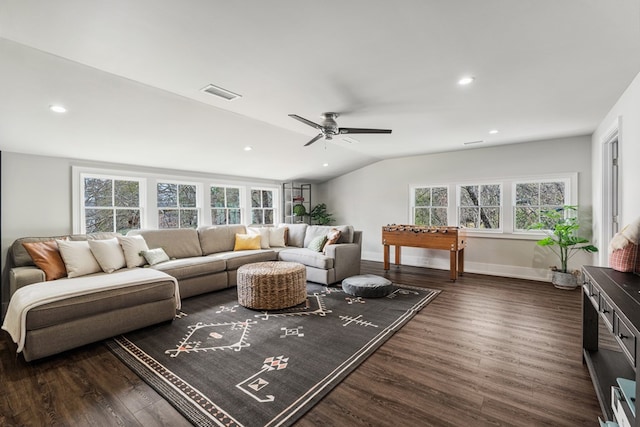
[362,251,551,282]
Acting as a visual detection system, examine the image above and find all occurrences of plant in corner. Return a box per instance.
[310,203,335,225]
[530,205,598,289]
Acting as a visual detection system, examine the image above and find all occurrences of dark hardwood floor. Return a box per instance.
[0,261,601,426]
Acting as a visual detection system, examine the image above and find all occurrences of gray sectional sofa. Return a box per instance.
[3,224,362,361]
[129,223,362,297]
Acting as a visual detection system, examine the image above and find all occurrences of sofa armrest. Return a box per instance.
[10,266,46,296]
[324,243,362,282]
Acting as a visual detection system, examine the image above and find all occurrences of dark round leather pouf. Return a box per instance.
[342,274,394,298]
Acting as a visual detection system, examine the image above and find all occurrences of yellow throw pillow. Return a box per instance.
[234,234,262,251]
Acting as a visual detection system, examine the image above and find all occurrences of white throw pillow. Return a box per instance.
[269,227,287,247]
[88,238,126,273]
[118,235,150,268]
[56,240,102,278]
[247,227,271,249]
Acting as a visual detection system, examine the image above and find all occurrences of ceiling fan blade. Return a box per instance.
[304,133,324,147]
[339,127,392,134]
[289,114,323,130]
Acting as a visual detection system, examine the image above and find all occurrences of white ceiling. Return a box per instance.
[1,1,639,182]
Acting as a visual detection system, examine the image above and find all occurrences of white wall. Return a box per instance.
[317,135,594,282]
[592,71,640,265]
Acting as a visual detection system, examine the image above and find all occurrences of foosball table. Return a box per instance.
[382,225,467,281]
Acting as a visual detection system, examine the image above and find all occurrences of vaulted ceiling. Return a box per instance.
[1,1,638,182]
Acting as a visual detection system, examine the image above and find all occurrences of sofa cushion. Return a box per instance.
[25,280,176,331]
[118,235,150,268]
[56,240,102,278]
[281,223,307,248]
[21,241,68,281]
[277,248,334,269]
[131,229,202,259]
[70,232,119,241]
[208,250,277,270]
[150,256,226,280]
[88,238,127,273]
[198,225,247,255]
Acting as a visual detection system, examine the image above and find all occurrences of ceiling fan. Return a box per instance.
[288,112,392,146]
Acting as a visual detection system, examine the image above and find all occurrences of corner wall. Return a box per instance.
[317,135,593,281]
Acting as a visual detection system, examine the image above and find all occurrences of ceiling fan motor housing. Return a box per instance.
[321,112,339,136]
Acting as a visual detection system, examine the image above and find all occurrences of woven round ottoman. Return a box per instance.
[342,274,394,298]
[237,261,307,310]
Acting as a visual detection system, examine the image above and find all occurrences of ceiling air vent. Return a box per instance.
[463,140,484,146]
[200,84,242,101]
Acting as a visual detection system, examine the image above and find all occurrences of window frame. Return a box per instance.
[410,185,450,226]
[156,180,201,229]
[210,184,244,225]
[249,186,279,226]
[511,176,574,236]
[76,172,146,235]
[457,182,503,232]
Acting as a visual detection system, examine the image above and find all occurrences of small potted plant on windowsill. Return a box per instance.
[530,205,598,289]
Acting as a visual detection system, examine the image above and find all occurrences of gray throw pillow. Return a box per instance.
[140,248,170,266]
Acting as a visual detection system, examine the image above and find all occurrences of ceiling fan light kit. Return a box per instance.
[289,112,392,146]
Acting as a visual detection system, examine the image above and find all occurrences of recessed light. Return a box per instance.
[458,76,475,86]
[322,163,329,167]
[243,146,253,151]
[49,104,67,113]
[489,129,499,135]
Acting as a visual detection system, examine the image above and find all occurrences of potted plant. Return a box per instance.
[530,205,598,289]
[292,204,308,223]
[310,203,335,225]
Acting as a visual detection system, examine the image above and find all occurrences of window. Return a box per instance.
[458,184,502,230]
[157,182,199,228]
[82,175,143,234]
[251,188,275,225]
[211,186,242,225]
[409,174,575,238]
[412,186,448,226]
[513,180,568,231]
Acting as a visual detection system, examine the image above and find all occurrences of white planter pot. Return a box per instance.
[551,271,578,290]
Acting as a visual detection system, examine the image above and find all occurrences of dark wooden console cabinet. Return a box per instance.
[582,266,640,425]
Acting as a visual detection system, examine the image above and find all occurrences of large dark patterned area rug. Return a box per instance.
[106,281,439,427]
